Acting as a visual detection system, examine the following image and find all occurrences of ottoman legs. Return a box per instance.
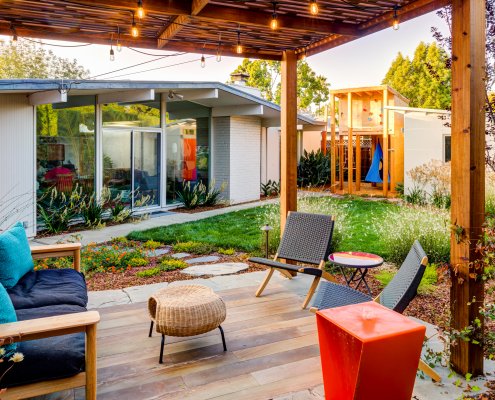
[159,334,165,364]
[219,326,227,352]
[149,321,154,338]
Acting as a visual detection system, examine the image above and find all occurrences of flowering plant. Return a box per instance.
[0,348,24,395]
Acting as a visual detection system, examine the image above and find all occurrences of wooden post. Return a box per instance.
[382,89,389,197]
[280,50,298,233]
[347,92,353,194]
[450,0,486,376]
[356,135,361,192]
[339,135,344,190]
[321,131,327,154]
[86,323,98,400]
[330,95,336,193]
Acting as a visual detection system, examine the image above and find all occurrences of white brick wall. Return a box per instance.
[212,117,230,199]
[229,116,261,203]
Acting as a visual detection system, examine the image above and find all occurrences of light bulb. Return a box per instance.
[131,22,139,38]
[200,55,205,68]
[270,15,278,30]
[117,42,122,52]
[236,44,243,54]
[110,47,115,61]
[392,17,399,30]
[301,51,306,61]
[216,51,222,62]
[310,0,318,15]
[12,33,17,45]
[137,0,145,19]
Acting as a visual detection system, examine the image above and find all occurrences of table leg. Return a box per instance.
[355,269,372,295]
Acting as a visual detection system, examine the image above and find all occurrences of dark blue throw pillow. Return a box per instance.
[0,222,34,289]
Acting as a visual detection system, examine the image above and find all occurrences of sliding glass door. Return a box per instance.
[103,129,161,209]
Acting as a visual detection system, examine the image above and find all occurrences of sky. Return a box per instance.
[2,10,450,90]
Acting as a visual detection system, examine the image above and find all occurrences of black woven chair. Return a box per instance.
[249,211,336,309]
[306,240,441,382]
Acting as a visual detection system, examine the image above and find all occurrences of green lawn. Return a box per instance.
[127,196,403,258]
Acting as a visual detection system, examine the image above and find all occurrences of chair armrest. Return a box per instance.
[298,267,337,283]
[0,311,100,345]
[30,243,82,272]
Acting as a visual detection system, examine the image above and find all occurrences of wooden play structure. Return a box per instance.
[328,85,409,197]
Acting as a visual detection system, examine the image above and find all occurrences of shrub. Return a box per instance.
[81,244,146,274]
[160,258,188,271]
[218,248,235,255]
[201,181,226,207]
[111,236,129,245]
[176,181,202,209]
[297,149,330,188]
[37,186,83,233]
[173,241,215,254]
[260,180,280,196]
[374,206,450,264]
[404,186,428,206]
[109,193,131,223]
[127,257,148,268]
[143,240,161,250]
[81,193,106,228]
[136,267,162,278]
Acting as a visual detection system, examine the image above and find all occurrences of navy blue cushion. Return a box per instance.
[0,283,17,355]
[7,269,87,310]
[2,304,86,388]
[0,222,34,289]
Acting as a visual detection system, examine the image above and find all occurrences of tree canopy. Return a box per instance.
[230,58,330,113]
[0,40,89,79]
[382,42,451,109]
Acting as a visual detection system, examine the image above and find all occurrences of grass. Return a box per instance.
[128,196,401,258]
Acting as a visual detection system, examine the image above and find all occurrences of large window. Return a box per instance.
[166,101,210,204]
[102,99,160,128]
[36,96,96,199]
[444,135,451,162]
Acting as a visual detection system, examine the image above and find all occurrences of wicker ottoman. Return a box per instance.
[148,285,227,363]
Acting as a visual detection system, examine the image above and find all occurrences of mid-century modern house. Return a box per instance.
[0,78,322,236]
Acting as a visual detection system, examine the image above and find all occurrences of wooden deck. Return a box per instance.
[90,285,322,400]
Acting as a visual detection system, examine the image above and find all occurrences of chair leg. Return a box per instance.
[255,268,275,297]
[219,325,227,351]
[159,334,165,364]
[149,320,154,337]
[86,324,97,400]
[301,276,321,309]
[418,359,441,382]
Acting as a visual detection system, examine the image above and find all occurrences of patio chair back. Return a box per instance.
[277,211,334,265]
[379,240,427,313]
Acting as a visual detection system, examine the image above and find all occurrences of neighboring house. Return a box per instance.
[0,79,321,235]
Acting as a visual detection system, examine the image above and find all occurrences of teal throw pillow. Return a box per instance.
[0,222,34,289]
[0,283,17,355]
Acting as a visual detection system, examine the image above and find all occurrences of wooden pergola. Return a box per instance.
[0,0,486,376]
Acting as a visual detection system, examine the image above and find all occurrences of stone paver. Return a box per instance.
[148,248,170,257]
[182,262,248,276]
[184,255,221,265]
[171,252,190,259]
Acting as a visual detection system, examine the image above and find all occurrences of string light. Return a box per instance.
[301,49,307,60]
[116,27,122,51]
[200,54,206,68]
[137,0,145,19]
[392,6,400,30]
[236,30,243,54]
[216,33,222,62]
[309,0,319,15]
[270,2,278,30]
[110,45,115,61]
[131,14,139,37]
[10,25,18,45]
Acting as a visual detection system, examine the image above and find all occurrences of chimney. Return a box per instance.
[230,72,250,86]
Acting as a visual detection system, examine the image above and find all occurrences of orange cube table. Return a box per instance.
[316,301,426,400]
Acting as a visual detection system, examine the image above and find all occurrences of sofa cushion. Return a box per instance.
[2,304,87,388]
[0,222,34,289]
[7,269,88,310]
[0,282,17,355]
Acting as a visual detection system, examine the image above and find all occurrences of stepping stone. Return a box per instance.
[147,248,170,257]
[185,256,220,264]
[182,262,249,276]
[172,252,190,259]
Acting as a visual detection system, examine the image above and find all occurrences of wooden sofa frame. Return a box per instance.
[0,243,100,400]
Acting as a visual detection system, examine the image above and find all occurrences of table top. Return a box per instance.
[329,251,383,268]
[316,301,426,341]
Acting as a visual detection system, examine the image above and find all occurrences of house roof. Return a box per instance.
[0,79,324,127]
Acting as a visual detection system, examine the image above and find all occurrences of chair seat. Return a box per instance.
[2,304,87,388]
[248,257,300,272]
[7,269,88,310]
[312,281,372,310]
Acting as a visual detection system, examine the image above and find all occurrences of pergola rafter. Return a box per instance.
[0,0,487,377]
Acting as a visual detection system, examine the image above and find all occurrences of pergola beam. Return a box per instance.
[191,0,209,16]
[158,15,190,48]
[450,0,486,376]
[299,0,450,58]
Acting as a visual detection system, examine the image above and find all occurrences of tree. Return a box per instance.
[230,59,330,112]
[382,42,451,109]
[0,40,89,79]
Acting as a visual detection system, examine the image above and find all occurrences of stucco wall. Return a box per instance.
[0,94,36,235]
[404,112,451,193]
